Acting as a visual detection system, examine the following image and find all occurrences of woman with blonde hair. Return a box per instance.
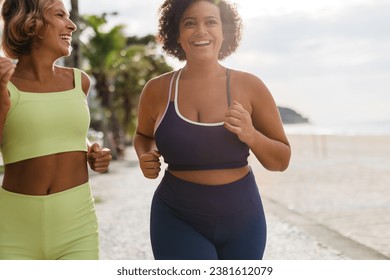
[0,0,112,259]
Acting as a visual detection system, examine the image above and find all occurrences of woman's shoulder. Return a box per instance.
[141,70,177,98]
[56,66,91,94]
[229,68,263,84]
[53,66,88,82]
[55,66,88,78]
[145,70,176,88]
[55,65,74,74]
[229,68,269,93]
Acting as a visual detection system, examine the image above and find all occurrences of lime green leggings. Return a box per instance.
[0,182,99,260]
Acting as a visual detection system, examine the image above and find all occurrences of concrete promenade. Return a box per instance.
[90,144,389,260]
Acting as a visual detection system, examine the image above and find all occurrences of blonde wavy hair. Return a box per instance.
[1,0,57,58]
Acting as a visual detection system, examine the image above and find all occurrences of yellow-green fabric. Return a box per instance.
[1,68,90,164]
[0,182,99,259]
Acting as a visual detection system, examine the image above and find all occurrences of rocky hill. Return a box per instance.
[278,106,309,124]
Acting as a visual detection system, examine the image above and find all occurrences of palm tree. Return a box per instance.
[81,15,172,158]
[112,36,173,138]
[81,14,127,158]
[60,4,173,158]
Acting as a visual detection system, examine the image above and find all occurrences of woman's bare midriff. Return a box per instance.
[1,151,89,195]
[168,165,251,185]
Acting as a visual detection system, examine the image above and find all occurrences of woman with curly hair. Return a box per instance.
[0,0,112,259]
[134,0,291,260]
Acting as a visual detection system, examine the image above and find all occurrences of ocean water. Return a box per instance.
[283,120,390,136]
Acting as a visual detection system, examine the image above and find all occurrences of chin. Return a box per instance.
[63,47,73,57]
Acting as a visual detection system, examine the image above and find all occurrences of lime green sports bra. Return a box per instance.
[1,68,90,164]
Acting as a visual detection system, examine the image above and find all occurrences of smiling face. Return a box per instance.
[36,0,77,58]
[178,1,223,63]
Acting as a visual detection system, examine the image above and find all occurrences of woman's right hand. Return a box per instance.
[139,150,162,179]
[0,57,16,111]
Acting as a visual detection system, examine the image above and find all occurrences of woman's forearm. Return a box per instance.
[247,129,291,171]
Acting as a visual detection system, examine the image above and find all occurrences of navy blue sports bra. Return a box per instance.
[154,69,249,171]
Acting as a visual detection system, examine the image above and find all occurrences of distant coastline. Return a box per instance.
[283,121,390,136]
[278,106,309,124]
[278,107,390,135]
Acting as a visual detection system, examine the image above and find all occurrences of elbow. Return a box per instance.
[277,146,291,171]
[263,146,291,172]
[265,160,289,172]
[278,160,290,172]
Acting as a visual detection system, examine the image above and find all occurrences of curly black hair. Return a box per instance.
[157,0,242,61]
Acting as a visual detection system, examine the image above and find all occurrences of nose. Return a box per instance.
[67,18,77,32]
[195,23,207,36]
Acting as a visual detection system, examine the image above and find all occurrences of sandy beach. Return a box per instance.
[251,133,390,258]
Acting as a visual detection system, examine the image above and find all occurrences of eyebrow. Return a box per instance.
[53,8,70,16]
[182,16,220,21]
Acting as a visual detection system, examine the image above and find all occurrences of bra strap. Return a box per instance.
[168,70,179,102]
[73,68,82,89]
[226,68,231,107]
[6,82,20,112]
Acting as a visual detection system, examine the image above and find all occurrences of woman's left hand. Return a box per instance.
[87,143,112,173]
[224,101,255,144]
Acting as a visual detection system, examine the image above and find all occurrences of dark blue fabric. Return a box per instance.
[155,102,249,171]
[150,170,267,260]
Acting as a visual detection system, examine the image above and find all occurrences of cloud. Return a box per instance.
[75,0,163,36]
[235,1,390,71]
[223,1,390,124]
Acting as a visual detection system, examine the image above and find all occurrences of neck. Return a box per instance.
[14,56,58,83]
[181,61,225,79]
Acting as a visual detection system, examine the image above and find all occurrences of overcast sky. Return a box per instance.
[65,0,390,126]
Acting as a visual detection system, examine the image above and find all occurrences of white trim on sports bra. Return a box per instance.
[174,69,224,127]
[153,71,177,135]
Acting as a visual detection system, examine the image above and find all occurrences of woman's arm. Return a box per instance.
[0,58,16,143]
[134,78,164,179]
[224,72,291,171]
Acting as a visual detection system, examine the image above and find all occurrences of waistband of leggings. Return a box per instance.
[163,167,255,190]
[0,181,91,201]
[155,168,260,216]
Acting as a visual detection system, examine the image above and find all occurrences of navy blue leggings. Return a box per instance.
[150,170,267,260]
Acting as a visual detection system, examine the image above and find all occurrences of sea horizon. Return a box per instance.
[283,119,390,136]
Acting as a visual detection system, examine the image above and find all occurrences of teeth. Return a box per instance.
[194,40,210,46]
[60,35,71,40]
